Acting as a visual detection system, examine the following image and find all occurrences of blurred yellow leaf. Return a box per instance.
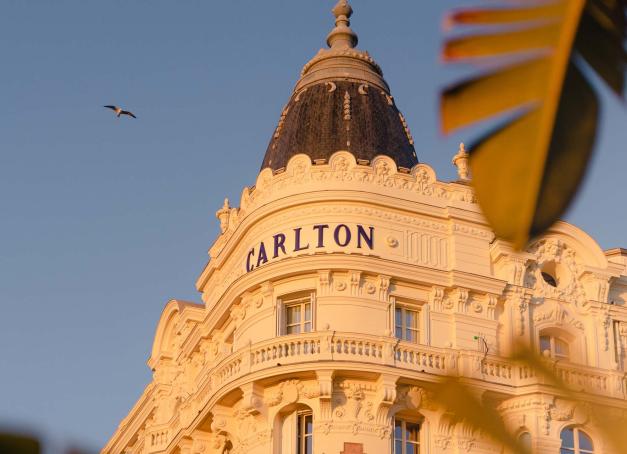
[432,378,529,454]
[441,0,626,248]
[511,343,627,452]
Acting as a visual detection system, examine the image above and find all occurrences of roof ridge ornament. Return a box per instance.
[295,1,388,93]
[452,143,470,181]
[327,0,358,49]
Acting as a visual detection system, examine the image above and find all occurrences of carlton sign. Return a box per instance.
[246,224,374,272]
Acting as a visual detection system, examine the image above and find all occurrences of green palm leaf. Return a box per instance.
[441,0,626,248]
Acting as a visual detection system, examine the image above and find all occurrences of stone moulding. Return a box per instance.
[224,151,478,240]
[198,151,482,292]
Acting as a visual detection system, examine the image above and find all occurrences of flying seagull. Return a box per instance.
[104,105,137,118]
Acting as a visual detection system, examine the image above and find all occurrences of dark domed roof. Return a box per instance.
[261,1,418,172]
[262,81,417,171]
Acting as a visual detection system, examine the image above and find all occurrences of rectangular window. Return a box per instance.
[297,411,313,454]
[279,292,315,335]
[540,334,570,361]
[539,335,551,354]
[395,305,420,343]
[554,338,569,360]
[394,418,420,454]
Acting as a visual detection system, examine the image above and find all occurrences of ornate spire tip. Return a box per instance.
[332,0,353,19]
[327,0,358,49]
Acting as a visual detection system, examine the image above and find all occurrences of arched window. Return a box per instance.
[560,427,593,454]
[540,333,570,360]
[296,411,313,454]
[274,404,313,454]
[518,431,531,451]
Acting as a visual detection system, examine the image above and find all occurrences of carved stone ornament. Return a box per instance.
[435,435,452,451]
[532,303,584,330]
[226,153,477,238]
[600,308,611,351]
[394,386,424,409]
[263,379,318,407]
[452,143,470,181]
[215,198,230,234]
[429,286,446,312]
[524,239,586,306]
[386,235,399,248]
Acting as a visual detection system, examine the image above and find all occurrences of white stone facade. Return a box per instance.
[103,152,627,454]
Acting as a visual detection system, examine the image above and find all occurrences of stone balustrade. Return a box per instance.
[204,331,626,399]
[143,331,626,453]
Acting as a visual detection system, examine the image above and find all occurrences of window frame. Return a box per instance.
[296,410,313,454]
[560,426,594,454]
[391,297,428,344]
[277,291,316,336]
[539,334,570,361]
[393,417,421,454]
[395,305,420,343]
[518,431,532,452]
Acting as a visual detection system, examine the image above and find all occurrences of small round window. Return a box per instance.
[541,271,557,287]
[540,261,559,287]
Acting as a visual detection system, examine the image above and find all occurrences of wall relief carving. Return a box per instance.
[525,239,586,306]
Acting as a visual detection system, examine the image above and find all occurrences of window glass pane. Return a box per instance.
[297,413,313,454]
[394,420,402,440]
[560,449,575,454]
[578,430,593,451]
[405,310,418,329]
[406,422,420,442]
[555,338,569,356]
[395,326,403,339]
[287,306,301,324]
[304,303,311,322]
[407,328,419,343]
[560,427,575,448]
[540,335,551,353]
[395,308,402,326]
[518,432,531,450]
[394,440,403,454]
[304,322,311,333]
[405,443,417,454]
[287,325,300,334]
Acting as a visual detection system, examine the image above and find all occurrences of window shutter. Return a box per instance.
[310,291,316,331]
[423,303,430,345]
[276,298,283,336]
[389,296,396,337]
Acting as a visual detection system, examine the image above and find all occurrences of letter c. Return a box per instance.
[246,248,255,272]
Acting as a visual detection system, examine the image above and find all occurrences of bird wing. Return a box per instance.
[121,110,137,118]
[104,105,118,110]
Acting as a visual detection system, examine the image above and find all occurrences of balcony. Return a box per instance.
[141,332,625,453]
[205,331,626,400]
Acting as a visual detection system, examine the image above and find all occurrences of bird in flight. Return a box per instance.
[104,105,137,119]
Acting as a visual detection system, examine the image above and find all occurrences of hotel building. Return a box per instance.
[103,2,627,453]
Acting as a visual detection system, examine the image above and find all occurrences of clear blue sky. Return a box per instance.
[1,1,625,451]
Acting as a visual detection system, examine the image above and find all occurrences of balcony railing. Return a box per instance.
[208,331,626,399]
[145,331,626,453]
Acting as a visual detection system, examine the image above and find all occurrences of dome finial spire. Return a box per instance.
[327,0,358,49]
